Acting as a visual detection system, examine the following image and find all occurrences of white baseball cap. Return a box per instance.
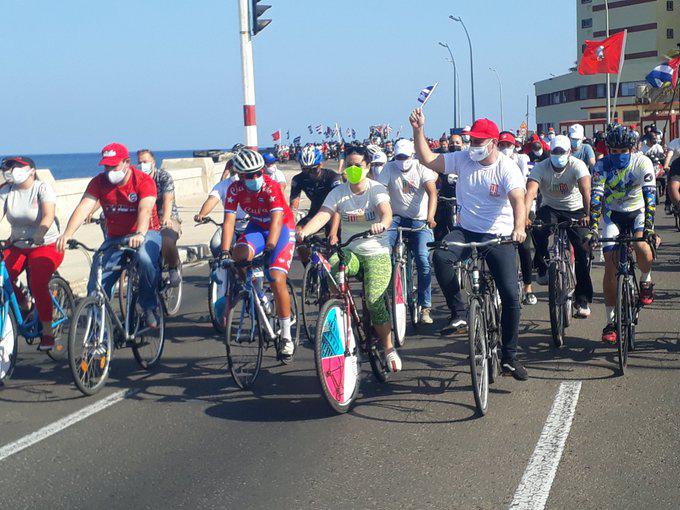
[568,124,584,140]
[550,135,571,152]
[371,151,387,165]
[394,139,415,157]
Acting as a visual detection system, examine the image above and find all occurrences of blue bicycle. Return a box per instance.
[0,239,75,383]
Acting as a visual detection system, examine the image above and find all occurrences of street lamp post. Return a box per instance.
[438,42,460,128]
[489,67,504,130]
[449,15,475,123]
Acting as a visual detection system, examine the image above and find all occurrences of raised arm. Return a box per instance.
[410,108,445,173]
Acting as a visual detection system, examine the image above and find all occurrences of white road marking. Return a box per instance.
[509,380,582,510]
[0,389,133,462]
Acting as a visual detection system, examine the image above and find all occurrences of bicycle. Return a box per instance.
[532,219,580,348]
[66,238,165,395]
[118,254,183,319]
[428,236,513,416]
[314,230,398,414]
[595,231,653,375]
[299,236,333,344]
[222,253,299,389]
[0,239,75,382]
[391,223,428,346]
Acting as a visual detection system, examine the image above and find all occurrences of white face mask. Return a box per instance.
[468,140,492,162]
[500,147,514,157]
[106,164,128,184]
[395,158,414,172]
[139,162,153,174]
[4,166,32,184]
[533,148,543,157]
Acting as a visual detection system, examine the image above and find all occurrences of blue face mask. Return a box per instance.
[570,139,582,150]
[244,175,264,191]
[608,153,631,170]
[550,154,569,169]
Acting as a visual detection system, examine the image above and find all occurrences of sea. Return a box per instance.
[9,150,198,180]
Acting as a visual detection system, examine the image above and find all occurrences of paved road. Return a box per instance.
[1,215,678,510]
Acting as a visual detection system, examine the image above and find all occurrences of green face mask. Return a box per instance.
[345,165,368,184]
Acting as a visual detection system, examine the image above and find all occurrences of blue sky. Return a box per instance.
[0,0,575,154]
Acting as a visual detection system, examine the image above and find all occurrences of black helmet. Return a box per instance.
[605,124,636,149]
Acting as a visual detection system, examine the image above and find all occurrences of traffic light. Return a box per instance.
[251,0,271,36]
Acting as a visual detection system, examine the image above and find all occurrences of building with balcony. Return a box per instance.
[534,0,680,141]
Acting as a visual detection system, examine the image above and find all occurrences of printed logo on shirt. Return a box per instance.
[489,184,500,197]
[128,193,138,203]
[643,173,653,183]
[552,183,569,195]
[343,210,374,222]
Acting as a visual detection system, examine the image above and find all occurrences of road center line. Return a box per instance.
[0,389,133,462]
[509,380,582,510]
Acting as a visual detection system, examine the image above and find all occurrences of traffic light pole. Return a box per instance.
[238,0,258,149]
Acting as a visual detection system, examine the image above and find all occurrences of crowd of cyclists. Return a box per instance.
[2,109,679,389]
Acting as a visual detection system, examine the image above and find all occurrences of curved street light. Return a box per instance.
[489,67,504,130]
[449,15,475,122]
[438,42,460,128]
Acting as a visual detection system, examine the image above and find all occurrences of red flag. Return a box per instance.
[272,130,281,141]
[578,31,626,75]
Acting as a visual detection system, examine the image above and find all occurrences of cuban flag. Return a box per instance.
[417,82,439,106]
[308,125,313,134]
[315,124,323,134]
[351,128,356,139]
[286,130,290,140]
[293,136,301,145]
[645,57,680,88]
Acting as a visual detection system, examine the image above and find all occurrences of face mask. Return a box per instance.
[468,140,492,162]
[462,135,470,143]
[551,154,569,169]
[106,165,127,184]
[570,139,582,150]
[139,162,153,174]
[395,158,414,172]
[533,148,543,157]
[371,164,384,175]
[346,165,368,184]
[244,175,264,191]
[500,147,514,157]
[450,145,462,152]
[4,166,32,184]
[548,133,555,141]
[609,153,631,170]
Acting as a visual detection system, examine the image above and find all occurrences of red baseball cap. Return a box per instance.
[498,132,516,145]
[99,142,130,167]
[467,118,500,140]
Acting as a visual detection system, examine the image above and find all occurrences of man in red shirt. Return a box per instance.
[56,142,162,327]
[220,149,297,361]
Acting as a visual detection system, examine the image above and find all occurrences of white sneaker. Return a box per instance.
[574,304,591,319]
[386,349,402,373]
[280,337,295,357]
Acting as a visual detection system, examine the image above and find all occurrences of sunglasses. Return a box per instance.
[240,170,263,179]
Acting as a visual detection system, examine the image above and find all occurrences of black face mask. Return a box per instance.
[450,146,462,152]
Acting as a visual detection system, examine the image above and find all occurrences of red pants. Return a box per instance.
[3,243,64,323]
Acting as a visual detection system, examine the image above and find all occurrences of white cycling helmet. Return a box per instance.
[299,145,321,167]
[231,148,264,174]
[366,144,382,158]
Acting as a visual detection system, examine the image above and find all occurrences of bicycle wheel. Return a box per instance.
[118,268,128,320]
[548,262,565,348]
[628,280,639,352]
[615,275,630,374]
[675,212,680,233]
[0,306,18,384]
[314,298,361,413]
[406,252,420,327]
[391,258,408,347]
[467,298,489,416]
[68,296,113,396]
[131,293,166,370]
[208,276,226,334]
[301,263,321,343]
[226,291,263,389]
[47,275,75,361]
[563,261,575,329]
[485,291,502,385]
[161,263,183,317]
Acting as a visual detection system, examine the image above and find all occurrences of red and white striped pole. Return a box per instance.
[238,0,258,149]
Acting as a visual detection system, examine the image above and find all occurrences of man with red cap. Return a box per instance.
[409,109,529,381]
[57,143,162,327]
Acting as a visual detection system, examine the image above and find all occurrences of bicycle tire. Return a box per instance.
[548,262,565,348]
[485,291,502,385]
[226,291,263,390]
[467,298,489,416]
[616,275,629,374]
[406,252,419,327]
[391,259,408,347]
[278,280,301,364]
[131,293,166,370]
[208,277,225,334]
[161,263,183,317]
[118,268,128,320]
[675,212,680,233]
[0,306,19,384]
[68,296,113,396]
[46,275,76,361]
[563,260,575,329]
[301,263,320,344]
[314,298,360,413]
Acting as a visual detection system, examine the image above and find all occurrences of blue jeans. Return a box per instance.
[87,231,162,312]
[385,216,434,308]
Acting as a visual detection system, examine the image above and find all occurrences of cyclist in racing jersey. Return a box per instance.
[588,125,657,344]
[220,149,297,361]
[668,156,680,209]
[296,145,402,373]
[262,152,287,191]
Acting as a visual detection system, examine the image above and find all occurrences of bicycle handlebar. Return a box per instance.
[195,217,221,227]
[437,196,457,203]
[67,237,138,253]
[427,236,514,250]
[530,219,581,230]
[394,223,429,233]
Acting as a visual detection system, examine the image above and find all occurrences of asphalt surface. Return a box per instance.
[0,214,678,510]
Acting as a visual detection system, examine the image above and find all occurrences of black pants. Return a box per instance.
[432,228,520,361]
[517,211,535,286]
[532,206,593,303]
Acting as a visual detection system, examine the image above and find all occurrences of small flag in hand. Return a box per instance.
[417,83,439,106]
[646,56,680,88]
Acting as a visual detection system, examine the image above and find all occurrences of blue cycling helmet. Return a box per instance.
[605,124,637,149]
[263,152,277,165]
[298,146,323,167]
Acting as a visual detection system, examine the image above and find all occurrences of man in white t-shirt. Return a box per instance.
[379,139,438,323]
[262,152,287,190]
[525,135,593,318]
[410,110,528,381]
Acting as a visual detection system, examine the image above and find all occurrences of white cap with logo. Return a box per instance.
[568,124,585,140]
[550,135,571,152]
[394,139,415,157]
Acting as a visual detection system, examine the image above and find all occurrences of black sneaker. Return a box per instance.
[502,359,529,381]
[440,316,467,336]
